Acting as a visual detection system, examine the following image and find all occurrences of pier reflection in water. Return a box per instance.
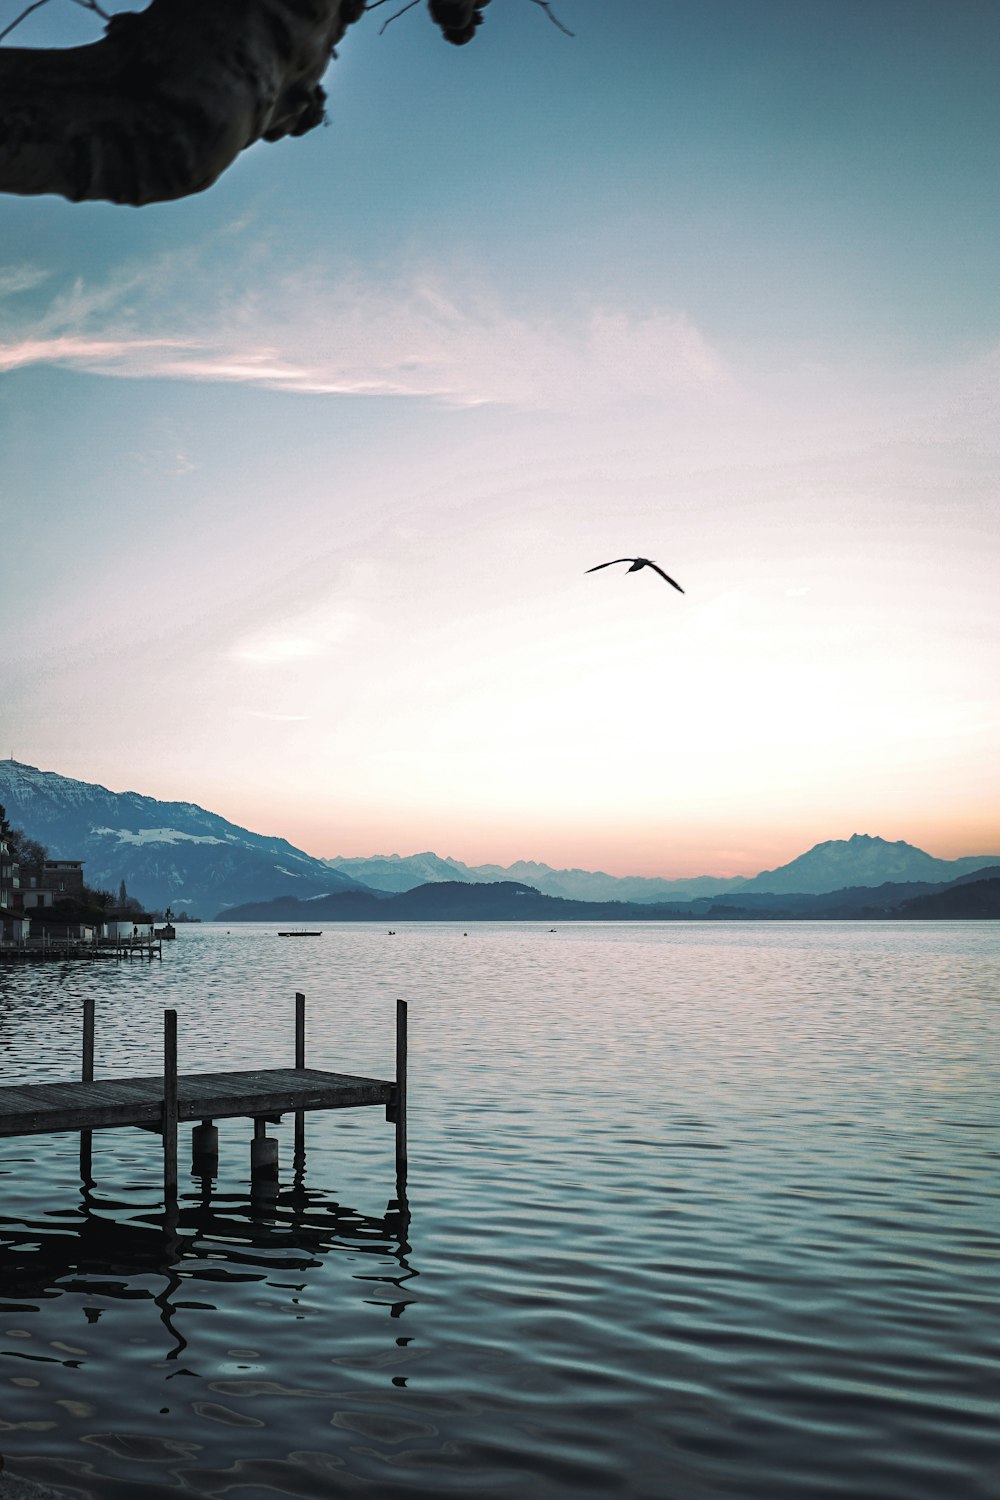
[0,1146,417,1499]
[2,1167,413,1339]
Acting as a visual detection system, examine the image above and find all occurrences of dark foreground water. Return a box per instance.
[0,922,997,1499]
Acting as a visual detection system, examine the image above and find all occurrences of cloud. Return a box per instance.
[0,335,196,374]
[0,264,51,298]
[228,600,363,666]
[0,236,733,409]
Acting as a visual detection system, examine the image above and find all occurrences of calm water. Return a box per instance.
[0,922,998,1500]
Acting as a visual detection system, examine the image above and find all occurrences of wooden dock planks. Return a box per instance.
[0,1066,393,1138]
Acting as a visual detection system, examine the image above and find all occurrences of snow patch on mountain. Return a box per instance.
[91,826,227,847]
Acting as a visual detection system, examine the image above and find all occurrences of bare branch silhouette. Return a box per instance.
[529,0,574,37]
[70,0,111,20]
[0,0,52,45]
[1,0,109,43]
[378,0,420,34]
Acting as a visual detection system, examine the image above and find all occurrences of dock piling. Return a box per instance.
[295,991,306,1068]
[192,1119,219,1177]
[80,997,95,1181]
[163,1009,178,1204]
[82,997,95,1082]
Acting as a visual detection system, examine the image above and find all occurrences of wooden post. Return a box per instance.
[294,991,306,1162]
[395,998,408,1174]
[82,996,95,1082]
[295,991,306,1068]
[163,1009,178,1205]
[80,997,95,1182]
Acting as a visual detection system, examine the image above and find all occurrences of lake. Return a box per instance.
[1,922,998,1499]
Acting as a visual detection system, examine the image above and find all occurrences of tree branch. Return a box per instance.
[377,0,420,35]
[0,0,53,45]
[528,0,573,38]
[69,0,112,20]
[0,0,369,204]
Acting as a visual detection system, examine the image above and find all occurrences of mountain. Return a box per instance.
[324,838,1000,904]
[896,875,1000,919]
[740,834,999,895]
[705,877,945,918]
[0,760,366,918]
[458,859,746,903]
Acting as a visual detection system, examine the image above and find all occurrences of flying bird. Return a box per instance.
[586,557,684,593]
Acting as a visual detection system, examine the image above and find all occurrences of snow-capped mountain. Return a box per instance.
[742,833,998,895]
[324,851,473,893]
[0,761,364,917]
[459,859,746,903]
[324,851,745,902]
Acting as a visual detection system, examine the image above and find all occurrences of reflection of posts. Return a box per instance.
[294,989,306,1165]
[4,1174,417,1363]
[251,1116,279,1179]
[388,997,408,1177]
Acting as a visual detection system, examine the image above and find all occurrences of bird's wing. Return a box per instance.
[585,558,637,573]
[644,561,685,593]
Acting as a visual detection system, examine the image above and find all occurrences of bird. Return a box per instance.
[586,557,684,593]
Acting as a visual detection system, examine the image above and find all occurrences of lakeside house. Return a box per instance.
[20,857,86,910]
[1,848,152,948]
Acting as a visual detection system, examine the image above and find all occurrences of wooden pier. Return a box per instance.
[0,937,163,962]
[0,992,407,1200]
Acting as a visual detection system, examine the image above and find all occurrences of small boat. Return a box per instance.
[278,930,323,937]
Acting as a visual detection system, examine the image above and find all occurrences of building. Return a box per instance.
[102,914,155,942]
[0,835,31,943]
[21,886,55,910]
[26,911,97,944]
[41,859,85,896]
[0,835,18,904]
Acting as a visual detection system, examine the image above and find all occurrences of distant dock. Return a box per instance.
[0,993,407,1199]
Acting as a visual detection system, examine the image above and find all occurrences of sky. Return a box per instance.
[1,0,998,877]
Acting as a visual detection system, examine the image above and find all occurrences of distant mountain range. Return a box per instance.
[1,760,997,920]
[324,851,743,902]
[325,833,997,901]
